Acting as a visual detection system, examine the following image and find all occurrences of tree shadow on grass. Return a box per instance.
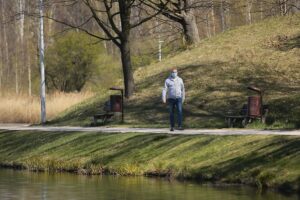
[192,137,300,186]
[126,61,230,127]
[278,35,300,51]
[127,60,300,128]
[49,59,300,129]
[88,134,193,165]
[37,132,123,157]
[0,131,74,160]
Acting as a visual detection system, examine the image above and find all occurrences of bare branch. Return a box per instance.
[83,0,121,47]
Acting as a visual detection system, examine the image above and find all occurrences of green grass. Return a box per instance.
[49,15,300,129]
[0,130,299,193]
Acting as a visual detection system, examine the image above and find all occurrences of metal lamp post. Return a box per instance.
[39,0,46,124]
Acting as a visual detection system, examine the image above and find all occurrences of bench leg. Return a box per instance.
[242,118,248,127]
[262,110,268,124]
[102,116,107,125]
[93,117,97,126]
[227,118,233,128]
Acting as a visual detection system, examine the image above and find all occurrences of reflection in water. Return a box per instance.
[0,169,297,200]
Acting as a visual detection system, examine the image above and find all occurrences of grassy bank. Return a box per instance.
[0,130,299,193]
[50,15,300,129]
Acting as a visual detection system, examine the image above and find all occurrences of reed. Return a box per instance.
[0,91,93,123]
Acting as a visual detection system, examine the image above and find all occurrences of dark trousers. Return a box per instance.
[168,98,183,128]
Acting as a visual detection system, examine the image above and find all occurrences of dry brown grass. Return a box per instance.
[0,91,94,124]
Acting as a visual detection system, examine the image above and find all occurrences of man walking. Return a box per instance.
[162,69,185,131]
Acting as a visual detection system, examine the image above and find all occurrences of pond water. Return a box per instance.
[0,169,298,200]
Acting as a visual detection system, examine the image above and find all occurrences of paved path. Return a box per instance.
[0,123,299,136]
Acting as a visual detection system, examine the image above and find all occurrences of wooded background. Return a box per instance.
[0,0,299,97]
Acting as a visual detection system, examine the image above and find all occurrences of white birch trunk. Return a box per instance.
[284,0,287,15]
[19,0,25,92]
[246,0,253,24]
[19,0,25,45]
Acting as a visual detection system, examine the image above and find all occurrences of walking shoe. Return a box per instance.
[177,127,184,131]
[170,127,174,131]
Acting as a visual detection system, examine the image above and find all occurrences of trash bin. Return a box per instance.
[248,96,262,117]
[110,95,122,112]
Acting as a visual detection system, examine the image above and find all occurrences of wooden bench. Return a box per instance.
[225,115,248,128]
[93,113,114,126]
[225,105,269,128]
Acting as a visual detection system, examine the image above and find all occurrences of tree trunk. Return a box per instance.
[1,0,9,85]
[246,0,253,24]
[120,39,135,98]
[182,10,200,45]
[0,38,2,91]
[48,4,55,36]
[26,0,32,96]
[206,13,211,38]
[0,3,3,91]
[260,0,264,20]
[118,0,135,98]
[210,0,216,36]
[0,60,2,92]
[28,48,32,96]
[15,0,20,94]
[15,61,19,95]
[220,1,226,32]
[284,0,287,15]
[226,0,231,29]
[19,0,25,92]
[19,0,25,44]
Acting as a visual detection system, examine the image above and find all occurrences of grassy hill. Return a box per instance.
[50,15,300,129]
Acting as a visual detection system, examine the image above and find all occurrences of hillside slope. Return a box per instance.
[51,16,300,128]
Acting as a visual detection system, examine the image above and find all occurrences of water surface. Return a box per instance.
[0,169,297,200]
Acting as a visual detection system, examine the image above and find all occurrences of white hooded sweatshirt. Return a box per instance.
[162,76,185,102]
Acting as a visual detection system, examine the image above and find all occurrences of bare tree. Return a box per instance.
[143,0,204,45]
[291,0,300,13]
[44,0,169,97]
